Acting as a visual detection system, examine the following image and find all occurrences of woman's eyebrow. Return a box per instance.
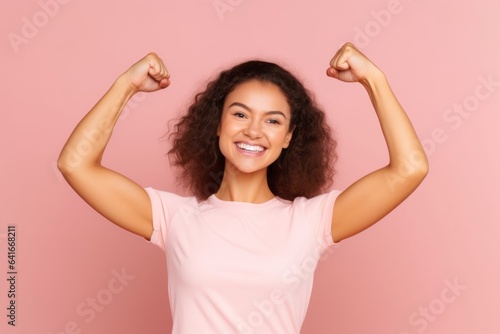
[228,102,287,119]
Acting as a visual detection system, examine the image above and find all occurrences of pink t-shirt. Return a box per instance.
[144,187,341,334]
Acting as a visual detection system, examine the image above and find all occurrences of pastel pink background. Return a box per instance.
[1,0,499,333]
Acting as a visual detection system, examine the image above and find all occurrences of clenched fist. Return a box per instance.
[123,52,170,93]
[326,42,382,84]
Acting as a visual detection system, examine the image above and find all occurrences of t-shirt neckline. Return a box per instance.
[208,193,281,208]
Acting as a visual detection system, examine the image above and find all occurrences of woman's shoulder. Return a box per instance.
[286,188,342,204]
[144,186,195,198]
[145,187,342,212]
[144,186,203,210]
[282,188,343,213]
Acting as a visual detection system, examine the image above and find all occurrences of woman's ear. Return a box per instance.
[283,126,295,148]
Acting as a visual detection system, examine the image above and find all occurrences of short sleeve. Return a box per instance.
[143,187,199,252]
[293,189,342,254]
[319,189,342,248]
[144,187,168,250]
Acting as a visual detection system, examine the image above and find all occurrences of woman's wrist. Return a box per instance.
[360,67,386,92]
[114,73,140,100]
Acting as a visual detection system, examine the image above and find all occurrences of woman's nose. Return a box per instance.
[243,119,262,138]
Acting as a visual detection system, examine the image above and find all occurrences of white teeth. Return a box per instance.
[236,143,265,152]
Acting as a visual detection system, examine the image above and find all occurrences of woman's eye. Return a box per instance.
[267,119,281,125]
[233,112,246,118]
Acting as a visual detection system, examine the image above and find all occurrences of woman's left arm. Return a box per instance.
[327,42,429,243]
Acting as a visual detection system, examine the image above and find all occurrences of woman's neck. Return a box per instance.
[215,165,274,203]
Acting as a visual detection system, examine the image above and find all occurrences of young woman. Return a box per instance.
[57,42,428,333]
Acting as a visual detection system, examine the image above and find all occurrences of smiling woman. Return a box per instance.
[169,60,336,202]
[218,80,297,200]
[57,43,428,333]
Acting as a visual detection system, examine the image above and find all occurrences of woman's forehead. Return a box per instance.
[224,80,290,114]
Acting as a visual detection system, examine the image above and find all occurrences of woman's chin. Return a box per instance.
[224,161,268,176]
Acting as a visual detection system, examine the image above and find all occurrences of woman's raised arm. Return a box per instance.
[57,53,170,240]
[327,43,429,243]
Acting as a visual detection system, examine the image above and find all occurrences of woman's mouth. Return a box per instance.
[235,142,266,155]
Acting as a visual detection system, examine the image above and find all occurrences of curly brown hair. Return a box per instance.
[167,60,337,201]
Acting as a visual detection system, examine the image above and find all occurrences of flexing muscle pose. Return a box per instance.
[58,43,428,333]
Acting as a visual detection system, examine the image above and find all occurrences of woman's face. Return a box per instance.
[217,79,294,175]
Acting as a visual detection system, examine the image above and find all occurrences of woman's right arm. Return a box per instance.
[57,53,170,240]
